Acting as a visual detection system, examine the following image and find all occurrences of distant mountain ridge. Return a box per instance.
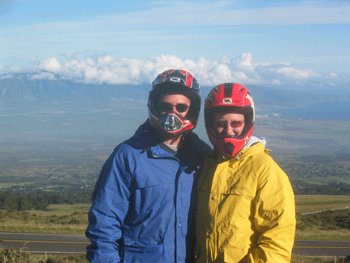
[0,75,149,105]
[0,74,345,111]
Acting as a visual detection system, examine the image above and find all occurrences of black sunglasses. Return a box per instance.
[158,102,190,113]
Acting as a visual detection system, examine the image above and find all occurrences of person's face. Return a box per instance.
[213,112,245,137]
[159,94,191,118]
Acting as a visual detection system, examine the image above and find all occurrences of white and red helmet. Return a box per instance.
[205,83,255,157]
[148,69,201,136]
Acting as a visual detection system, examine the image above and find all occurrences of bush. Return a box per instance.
[297,210,350,231]
[0,247,30,262]
[0,248,89,263]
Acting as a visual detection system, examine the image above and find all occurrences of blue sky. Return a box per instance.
[1,0,349,93]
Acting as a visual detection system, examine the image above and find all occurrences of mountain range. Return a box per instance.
[0,74,349,155]
[1,74,347,111]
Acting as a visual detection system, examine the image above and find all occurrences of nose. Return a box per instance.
[170,105,178,113]
[223,124,237,136]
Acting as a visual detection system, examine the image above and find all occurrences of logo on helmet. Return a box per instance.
[223,98,232,104]
[170,77,181,83]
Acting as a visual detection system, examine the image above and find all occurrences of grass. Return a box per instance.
[0,198,349,261]
[295,195,350,214]
[295,195,350,240]
[27,204,90,217]
[298,176,350,186]
[0,196,349,240]
[0,247,89,263]
[295,229,350,241]
[0,223,86,235]
[0,205,90,234]
[0,183,28,189]
[0,248,346,263]
[291,255,350,263]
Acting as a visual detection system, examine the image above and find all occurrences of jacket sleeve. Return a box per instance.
[246,157,296,262]
[86,147,133,263]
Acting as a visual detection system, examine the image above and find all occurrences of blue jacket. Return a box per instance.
[86,120,211,263]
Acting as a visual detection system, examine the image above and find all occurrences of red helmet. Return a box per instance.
[205,83,255,157]
[148,69,201,136]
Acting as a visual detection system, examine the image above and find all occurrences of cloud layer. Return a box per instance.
[0,53,342,88]
[1,0,349,85]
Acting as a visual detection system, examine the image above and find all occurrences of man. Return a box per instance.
[195,83,296,262]
[86,69,211,263]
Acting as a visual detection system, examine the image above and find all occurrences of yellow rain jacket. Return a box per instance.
[195,141,296,263]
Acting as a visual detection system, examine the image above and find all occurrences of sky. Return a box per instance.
[1,0,349,93]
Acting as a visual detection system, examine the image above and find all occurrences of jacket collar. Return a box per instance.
[134,119,194,158]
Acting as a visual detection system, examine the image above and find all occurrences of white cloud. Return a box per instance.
[20,53,342,87]
[0,65,4,71]
[3,1,350,41]
[254,62,323,83]
[232,53,255,71]
[2,1,349,76]
[3,1,349,38]
[29,72,56,80]
[37,57,61,73]
[266,66,319,79]
[9,67,22,73]
[90,1,350,29]
[0,74,13,80]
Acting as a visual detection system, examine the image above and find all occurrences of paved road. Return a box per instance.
[293,240,350,257]
[1,232,350,256]
[0,232,88,254]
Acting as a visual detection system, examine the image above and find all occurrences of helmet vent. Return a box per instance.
[224,84,233,97]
